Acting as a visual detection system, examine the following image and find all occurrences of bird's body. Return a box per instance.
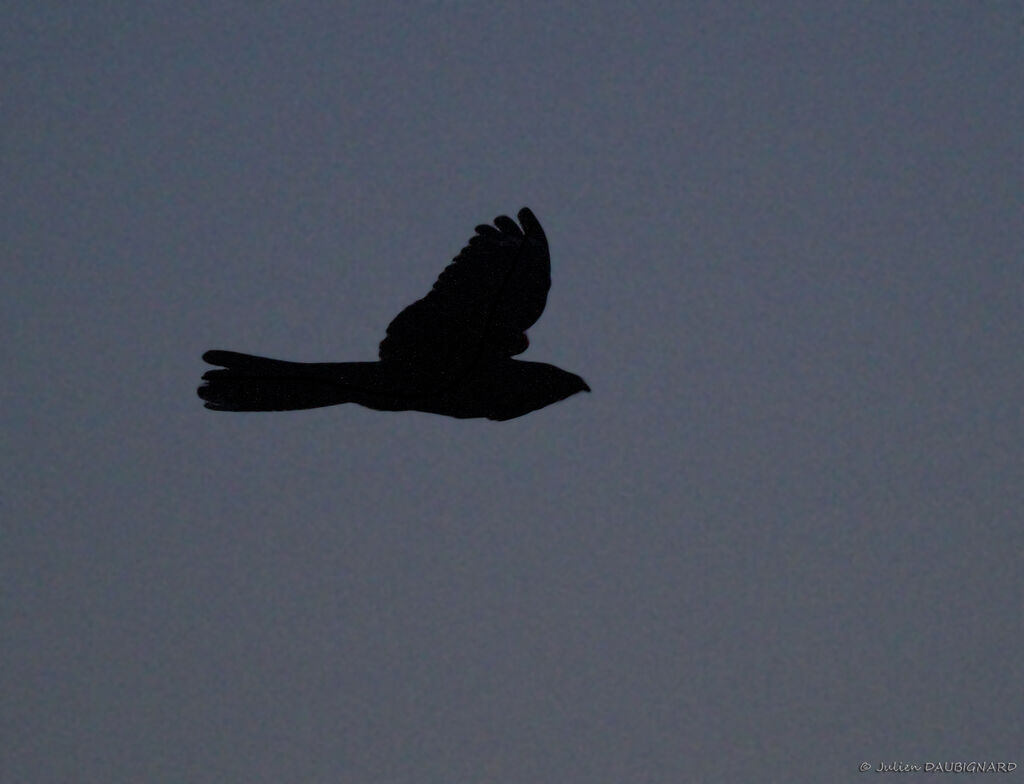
[198,208,588,420]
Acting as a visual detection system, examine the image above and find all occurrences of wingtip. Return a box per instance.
[202,349,229,366]
[516,207,544,239]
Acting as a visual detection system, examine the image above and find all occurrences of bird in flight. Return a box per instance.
[198,207,589,420]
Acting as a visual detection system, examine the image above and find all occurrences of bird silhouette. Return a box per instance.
[198,207,589,420]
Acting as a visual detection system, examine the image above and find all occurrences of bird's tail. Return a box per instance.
[198,350,360,411]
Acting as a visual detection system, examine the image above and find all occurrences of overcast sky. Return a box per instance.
[4,3,1022,782]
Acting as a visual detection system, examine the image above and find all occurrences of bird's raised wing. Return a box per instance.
[378,207,551,382]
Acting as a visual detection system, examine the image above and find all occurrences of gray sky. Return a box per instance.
[4,3,1022,782]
